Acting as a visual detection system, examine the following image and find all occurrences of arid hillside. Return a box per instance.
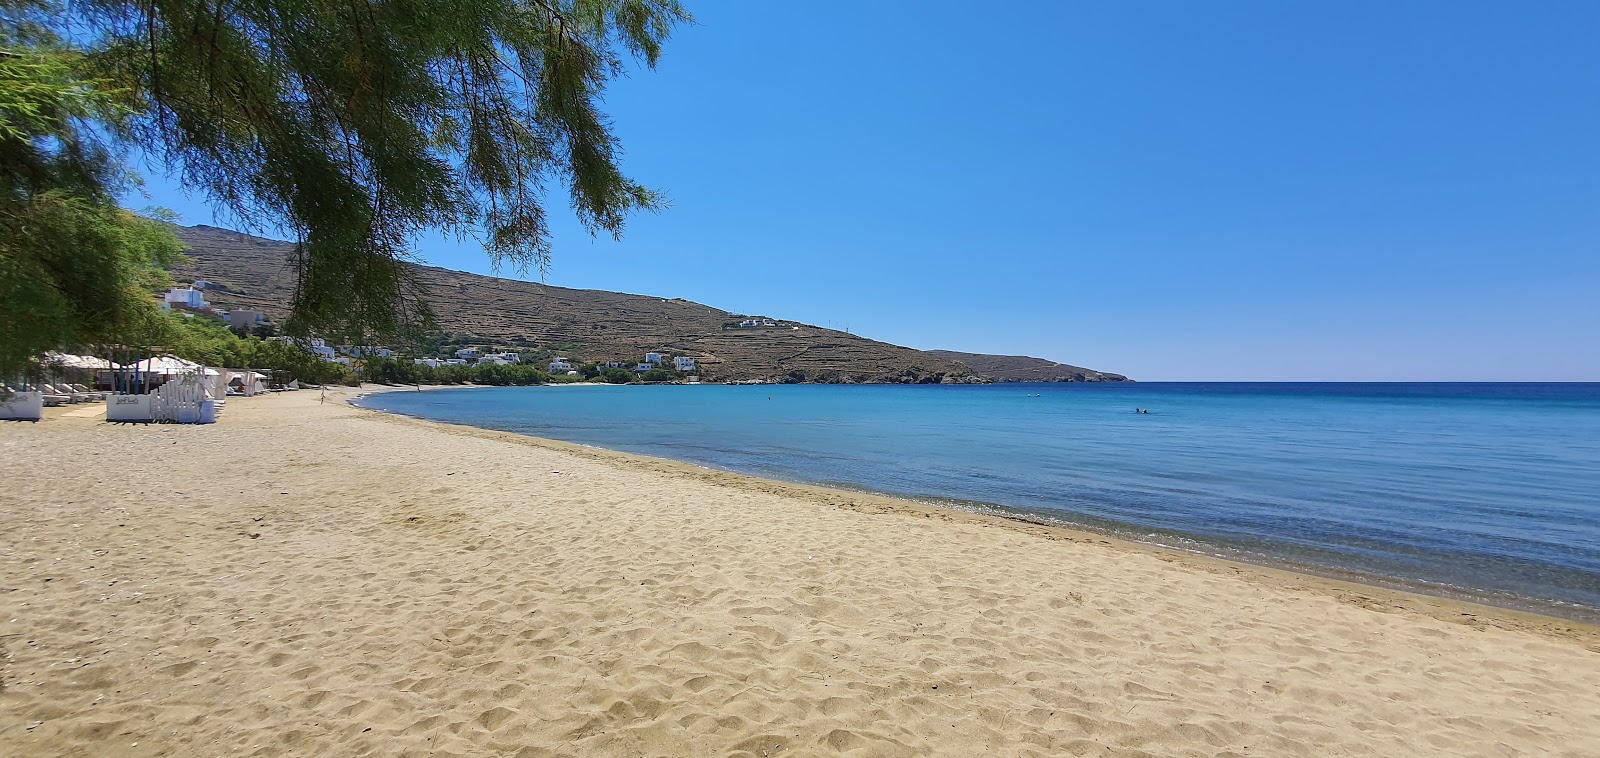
[926,351,1131,383]
[169,226,990,383]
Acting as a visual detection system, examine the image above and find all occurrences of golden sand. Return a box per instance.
[3,387,1598,757]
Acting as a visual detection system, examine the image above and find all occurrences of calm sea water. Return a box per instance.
[356,383,1600,618]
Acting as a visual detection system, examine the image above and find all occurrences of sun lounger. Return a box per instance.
[41,384,79,403]
[45,383,100,403]
[68,383,108,401]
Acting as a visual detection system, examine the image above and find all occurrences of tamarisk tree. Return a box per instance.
[5,0,690,347]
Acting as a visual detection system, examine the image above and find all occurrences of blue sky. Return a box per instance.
[125,1,1600,381]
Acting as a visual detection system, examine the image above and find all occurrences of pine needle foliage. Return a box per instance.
[27,0,690,345]
[1,4,184,378]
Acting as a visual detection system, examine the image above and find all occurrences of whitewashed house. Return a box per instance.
[414,358,442,368]
[635,363,654,372]
[456,347,482,361]
[673,356,696,371]
[644,352,664,364]
[164,287,209,309]
[549,358,573,372]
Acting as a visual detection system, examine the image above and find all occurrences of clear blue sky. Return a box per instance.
[125,1,1600,381]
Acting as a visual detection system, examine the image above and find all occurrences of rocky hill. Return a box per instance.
[168,226,1127,383]
[926,351,1131,383]
[169,226,986,383]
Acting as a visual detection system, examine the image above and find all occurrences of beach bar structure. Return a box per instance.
[101,354,222,423]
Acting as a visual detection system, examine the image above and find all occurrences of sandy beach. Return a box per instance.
[3,387,1598,757]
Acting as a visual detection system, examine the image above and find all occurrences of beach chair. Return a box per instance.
[41,384,82,403]
[48,383,101,403]
[68,383,108,401]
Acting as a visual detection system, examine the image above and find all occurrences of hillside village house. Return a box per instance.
[414,358,442,368]
[484,352,520,365]
[456,347,482,360]
[306,338,336,360]
[224,309,264,331]
[634,363,654,372]
[644,352,664,364]
[164,286,209,309]
[549,358,574,372]
[674,356,696,371]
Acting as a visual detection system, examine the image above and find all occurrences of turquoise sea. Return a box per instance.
[356,383,1600,619]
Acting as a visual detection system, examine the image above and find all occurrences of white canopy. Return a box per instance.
[44,352,121,370]
[125,354,220,376]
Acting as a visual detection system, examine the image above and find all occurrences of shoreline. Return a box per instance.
[352,383,1600,636]
[7,384,1600,755]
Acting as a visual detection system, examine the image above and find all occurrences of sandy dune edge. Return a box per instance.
[2,387,1597,757]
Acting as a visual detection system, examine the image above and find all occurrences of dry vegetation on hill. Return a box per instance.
[926,351,1130,383]
[169,226,988,383]
[170,226,1128,383]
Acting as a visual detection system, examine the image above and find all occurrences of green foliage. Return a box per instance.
[359,355,555,387]
[599,367,634,384]
[639,367,676,382]
[153,315,355,384]
[0,195,184,377]
[20,0,690,344]
[0,9,183,378]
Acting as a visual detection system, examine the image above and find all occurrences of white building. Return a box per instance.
[456,347,482,360]
[604,361,624,369]
[444,358,468,366]
[414,358,442,368]
[644,352,664,364]
[635,363,654,372]
[549,358,573,372]
[483,352,519,365]
[164,287,209,309]
[673,356,696,371]
[310,344,336,360]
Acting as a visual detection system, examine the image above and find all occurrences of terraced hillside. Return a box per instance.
[169,226,989,383]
